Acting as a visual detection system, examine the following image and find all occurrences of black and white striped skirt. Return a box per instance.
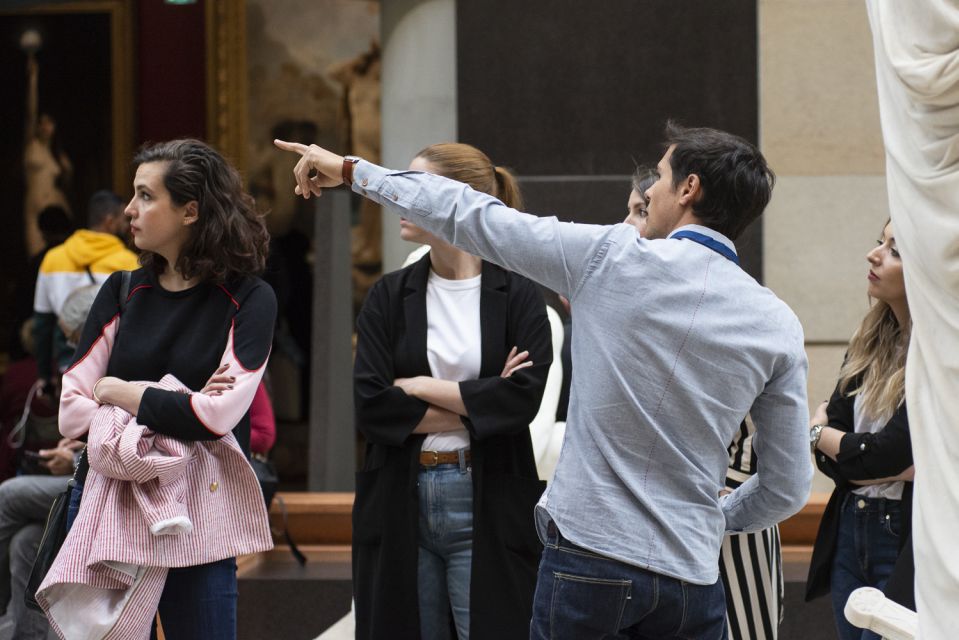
[719,523,783,640]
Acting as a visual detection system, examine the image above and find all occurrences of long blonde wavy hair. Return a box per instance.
[837,226,911,420]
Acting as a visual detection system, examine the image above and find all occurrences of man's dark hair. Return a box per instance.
[37,205,73,245]
[664,121,775,240]
[87,190,124,229]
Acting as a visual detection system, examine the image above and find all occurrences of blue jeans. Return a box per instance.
[531,521,727,640]
[830,494,902,640]
[418,460,473,640]
[152,557,238,640]
[65,478,83,532]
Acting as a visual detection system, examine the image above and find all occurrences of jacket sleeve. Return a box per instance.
[816,375,913,482]
[815,379,856,480]
[458,277,552,440]
[353,280,430,447]
[833,404,911,480]
[136,283,276,441]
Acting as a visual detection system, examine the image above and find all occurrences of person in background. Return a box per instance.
[33,190,138,396]
[806,220,914,640]
[249,382,277,458]
[0,317,88,639]
[10,206,73,362]
[352,142,551,640]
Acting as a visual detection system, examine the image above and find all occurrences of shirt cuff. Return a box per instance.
[350,160,429,214]
[350,159,382,193]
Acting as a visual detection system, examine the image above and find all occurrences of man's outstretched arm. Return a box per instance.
[274,140,612,299]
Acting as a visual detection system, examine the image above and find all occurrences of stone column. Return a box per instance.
[380,0,457,272]
[308,190,356,491]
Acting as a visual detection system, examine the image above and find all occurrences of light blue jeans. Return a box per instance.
[418,460,473,640]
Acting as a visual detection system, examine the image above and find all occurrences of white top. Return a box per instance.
[851,394,904,500]
[422,270,481,452]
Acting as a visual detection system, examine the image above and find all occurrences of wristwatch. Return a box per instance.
[342,155,361,186]
[809,424,826,452]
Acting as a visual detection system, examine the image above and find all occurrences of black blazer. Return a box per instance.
[805,374,913,601]
[352,255,552,640]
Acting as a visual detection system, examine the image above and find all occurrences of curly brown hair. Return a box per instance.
[133,139,269,283]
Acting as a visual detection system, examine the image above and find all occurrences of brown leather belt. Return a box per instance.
[419,449,471,467]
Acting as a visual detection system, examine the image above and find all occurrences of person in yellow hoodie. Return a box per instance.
[32,190,139,394]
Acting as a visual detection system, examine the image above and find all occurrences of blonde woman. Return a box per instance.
[805,221,914,640]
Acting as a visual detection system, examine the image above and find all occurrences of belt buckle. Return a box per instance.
[424,450,439,467]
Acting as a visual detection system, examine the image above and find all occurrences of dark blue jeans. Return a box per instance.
[830,494,902,640]
[152,557,238,640]
[530,521,727,640]
[65,478,83,532]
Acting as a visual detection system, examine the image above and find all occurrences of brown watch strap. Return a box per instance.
[342,156,360,186]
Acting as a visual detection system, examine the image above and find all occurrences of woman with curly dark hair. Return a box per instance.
[55,139,276,639]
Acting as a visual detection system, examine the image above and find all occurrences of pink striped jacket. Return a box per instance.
[36,375,273,640]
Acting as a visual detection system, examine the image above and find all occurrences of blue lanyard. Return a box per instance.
[671,230,739,266]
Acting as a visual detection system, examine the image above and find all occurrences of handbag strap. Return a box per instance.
[118,270,132,313]
[272,495,307,566]
[6,380,47,449]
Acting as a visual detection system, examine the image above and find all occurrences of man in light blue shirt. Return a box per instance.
[277,123,812,639]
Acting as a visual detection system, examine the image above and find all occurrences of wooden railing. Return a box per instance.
[263,490,831,547]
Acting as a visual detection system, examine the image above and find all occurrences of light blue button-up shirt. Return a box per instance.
[351,161,812,585]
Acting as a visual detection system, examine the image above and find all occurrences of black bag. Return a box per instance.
[251,454,306,566]
[251,454,278,509]
[24,271,132,612]
[24,478,73,612]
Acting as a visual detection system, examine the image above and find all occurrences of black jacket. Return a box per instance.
[352,255,552,640]
[805,374,913,601]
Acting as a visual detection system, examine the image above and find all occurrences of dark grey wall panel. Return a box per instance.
[457,0,762,281]
[457,0,759,176]
[519,177,632,225]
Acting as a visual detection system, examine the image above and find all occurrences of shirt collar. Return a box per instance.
[666,224,737,256]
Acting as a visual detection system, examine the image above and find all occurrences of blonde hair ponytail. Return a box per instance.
[414,142,524,209]
[493,165,524,209]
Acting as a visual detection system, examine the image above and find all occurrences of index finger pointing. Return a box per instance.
[274,139,309,155]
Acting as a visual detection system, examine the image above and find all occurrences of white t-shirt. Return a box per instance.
[851,394,904,500]
[421,270,482,452]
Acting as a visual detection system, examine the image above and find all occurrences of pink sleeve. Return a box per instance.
[58,314,119,439]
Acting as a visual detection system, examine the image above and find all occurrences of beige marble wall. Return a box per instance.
[764,175,889,341]
[760,0,888,493]
[760,0,885,176]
